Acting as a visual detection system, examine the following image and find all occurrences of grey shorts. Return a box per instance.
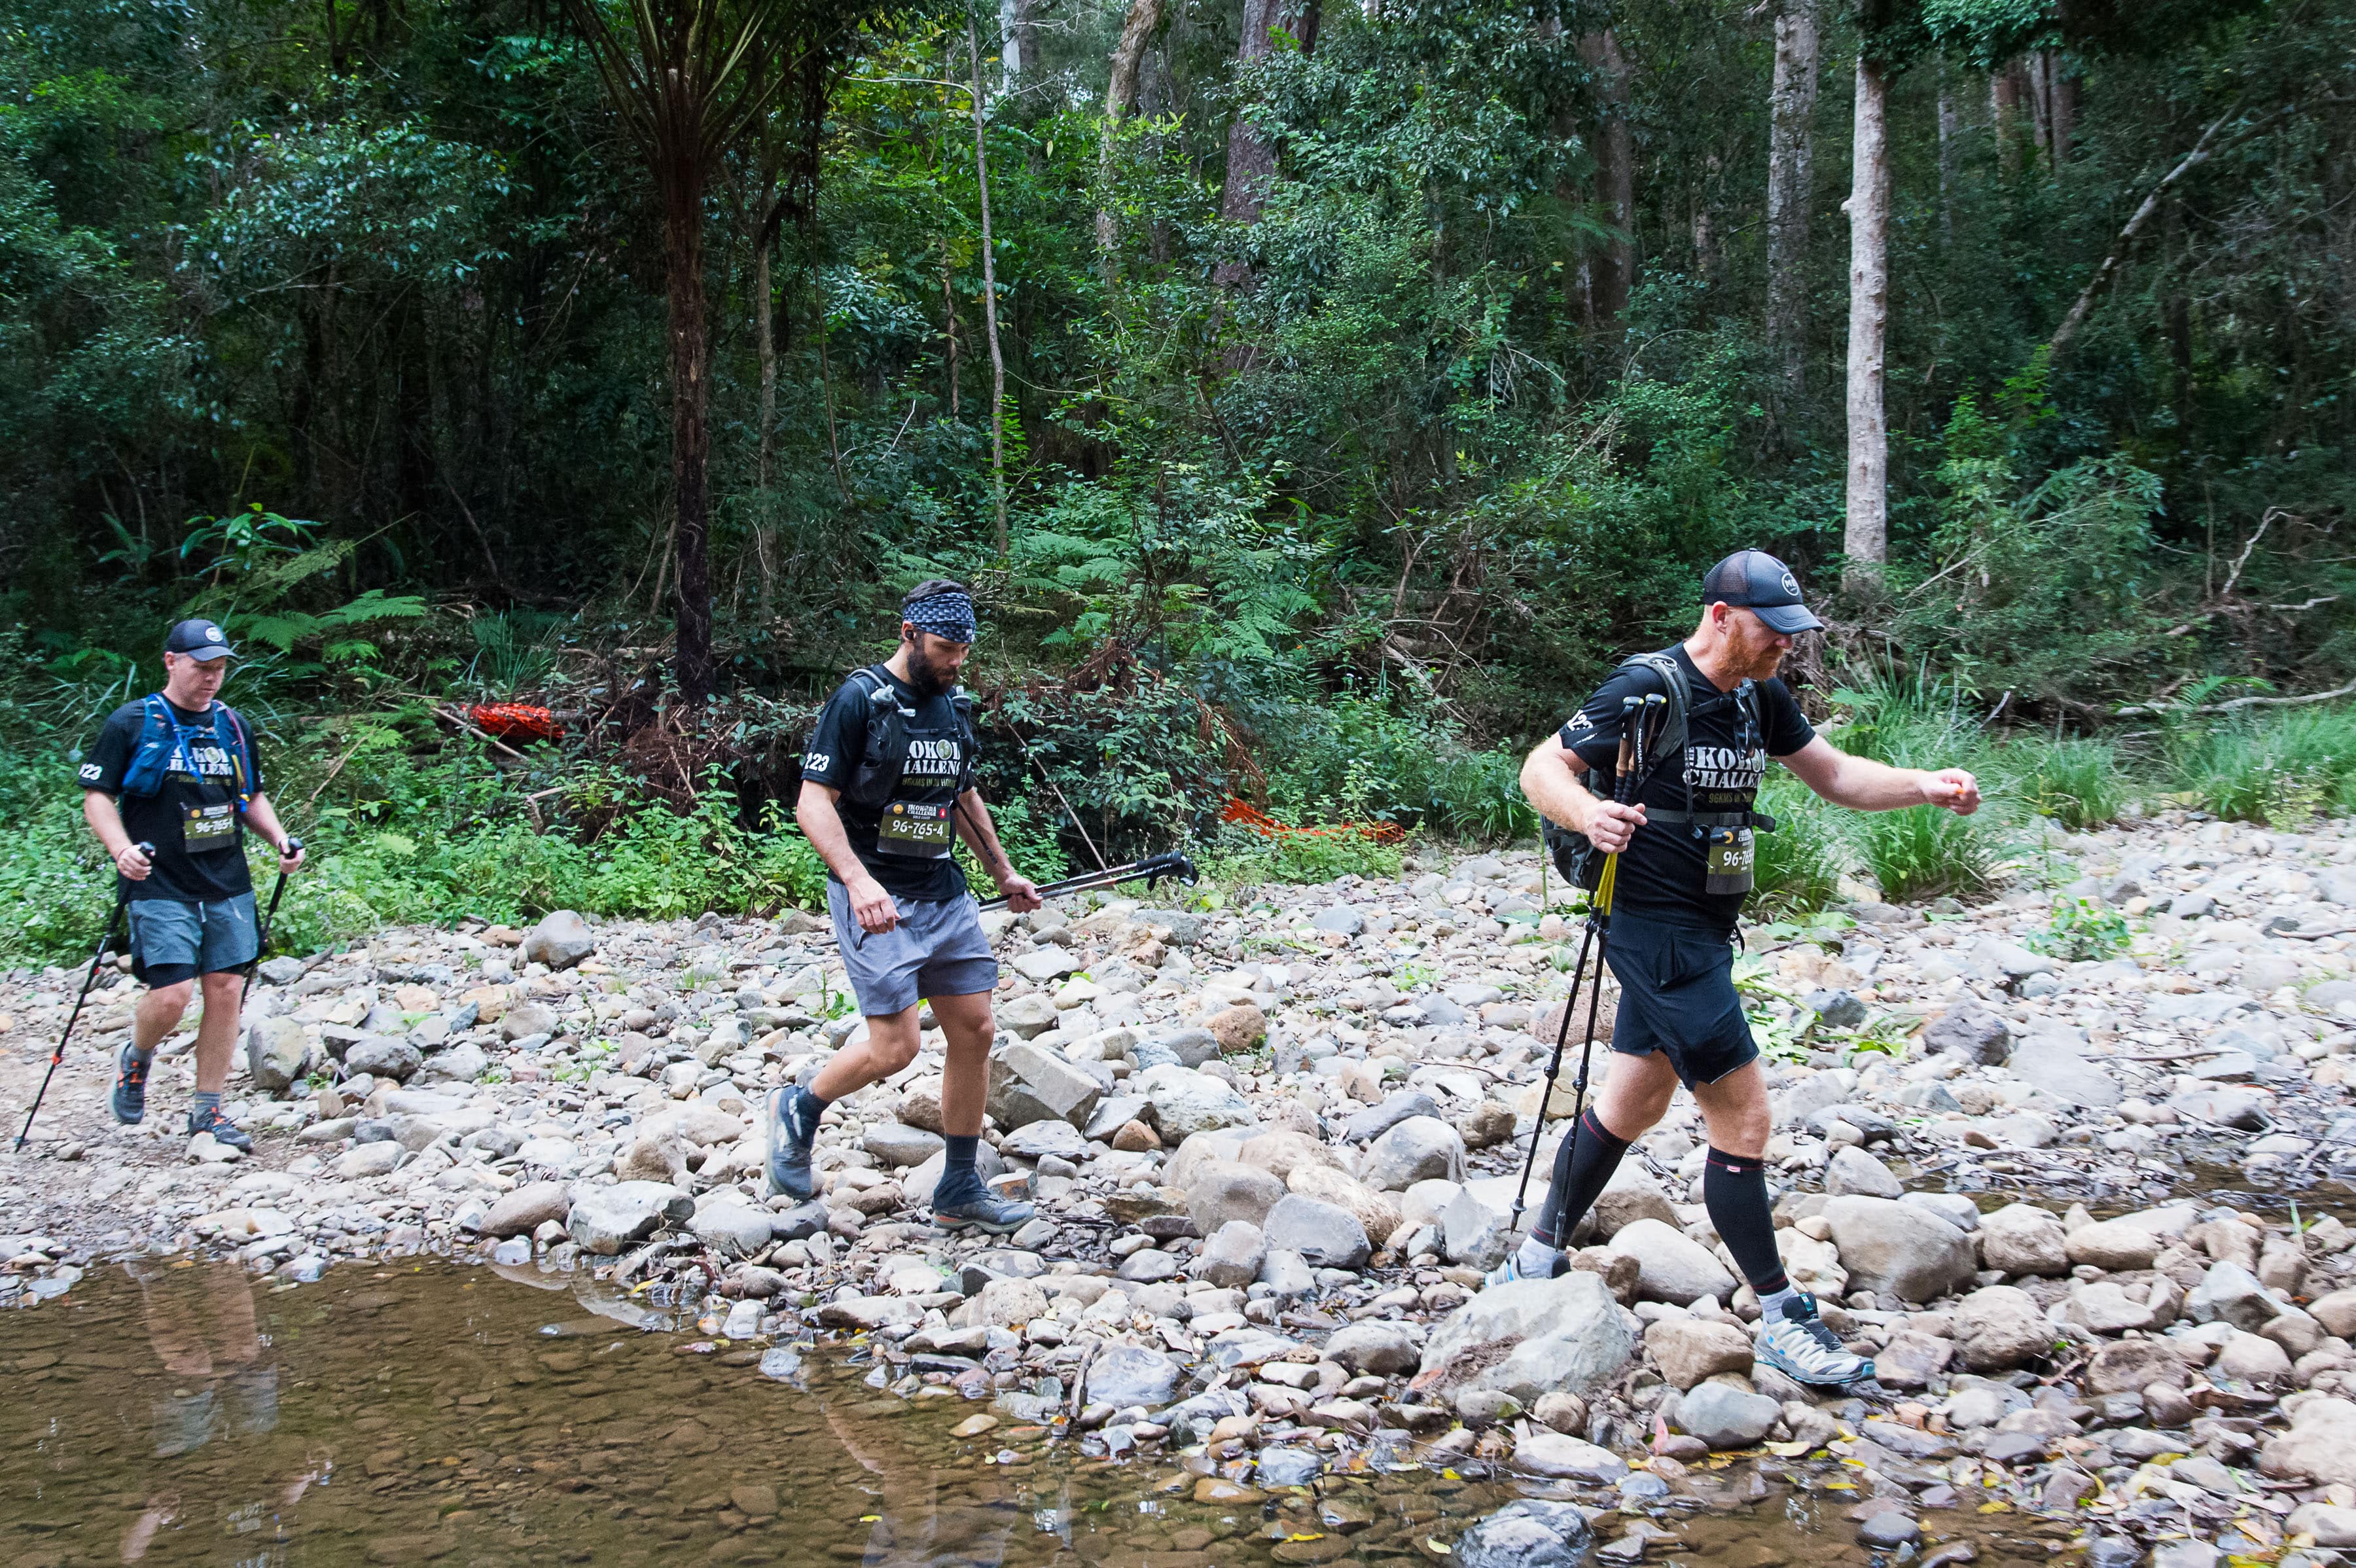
[827,882,999,1017]
[128,893,259,987]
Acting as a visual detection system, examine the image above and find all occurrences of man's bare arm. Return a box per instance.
[1777,737,1980,815]
[1519,735,1646,853]
[795,780,901,932]
[950,789,1041,912]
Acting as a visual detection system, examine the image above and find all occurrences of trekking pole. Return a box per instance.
[238,836,303,1016]
[15,843,152,1152]
[974,850,1198,911]
[1508,700,1639,1232]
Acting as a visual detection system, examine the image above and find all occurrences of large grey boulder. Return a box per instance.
[1261,1194,1371,1270]
[1606,1217,1738,1306]
[2010,1034,2126,1109]
[415,1040,487,1086]
[480,1180,571,1239]
[1925,1003,2010,1065]
[1825,1145,1904,1200]
[1195,1221,1266,1289]
[1676,1381,1782,1450]
[521,910,596,970]
[1452,1501,1594,1568]
[986,1041,1102,1130]
[1134,1063,1253,1139]
[2262,1397,2356,1487]
[1343,1090,1443,1144]
[689,1196,774,1256]
[565,1181,692,1255]
[1416,1270,1635,1405]
[1183,1160,1286,1234]
[1645,1317,1753,1389]
[1361,1116,1467,1191]
[345,1037,421,1084]
[1978,1203,2071,1276]
[1084,1345,1184,1409]
[246,1016,310,1092]
[2186,1260,2285,1333]
[1325,1320,1421,1375]
[1952,1285,2052,1371]
[1823,1196,1975,1302]
[1588,1163,1677,1239]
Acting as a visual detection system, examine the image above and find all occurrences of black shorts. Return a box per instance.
[1601,914,1760,1088]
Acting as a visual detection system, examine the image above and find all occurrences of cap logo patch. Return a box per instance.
[1779,571,1799,597]
[205,627,223,641]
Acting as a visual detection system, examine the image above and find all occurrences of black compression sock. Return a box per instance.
[1531,1109,1633,1249]
[1702,1147,1790,1298]
[944,1133,980,1175]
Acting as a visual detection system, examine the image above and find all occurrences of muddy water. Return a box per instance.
[3,1260,2071,1568]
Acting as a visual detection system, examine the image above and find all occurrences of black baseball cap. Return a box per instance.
[164,618,235,661]
[1700,550,1823,635]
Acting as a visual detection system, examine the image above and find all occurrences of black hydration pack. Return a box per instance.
[1543,652,1778,893]
[840,665,978,810]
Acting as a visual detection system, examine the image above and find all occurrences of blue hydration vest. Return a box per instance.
[118,694,256,810]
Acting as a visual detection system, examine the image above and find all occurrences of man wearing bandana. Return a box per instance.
[771,580,1045,1232]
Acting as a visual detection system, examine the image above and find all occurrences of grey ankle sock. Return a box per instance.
[1759,1285,1804,1319]
[192,1090,221,1118]
[1514,1235,1565,1275]
[127,1042,156,1063]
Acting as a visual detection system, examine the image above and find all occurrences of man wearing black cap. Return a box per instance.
[768,580,1044,1234]
[78,620,305,1150]
[1496,551,1979,1388]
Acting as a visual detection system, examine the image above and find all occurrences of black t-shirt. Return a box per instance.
[79,697,263,904]
[800,667,973,902]
[1561,645,1815,932]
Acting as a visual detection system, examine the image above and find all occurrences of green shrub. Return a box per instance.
[1752,774,1844,914]
[1856,804,2002,902]
[2005,738,2128,830]
[2032,897,2132,961]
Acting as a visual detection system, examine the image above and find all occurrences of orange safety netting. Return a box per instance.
[1222,797,1405,845]
[467,703,564,742]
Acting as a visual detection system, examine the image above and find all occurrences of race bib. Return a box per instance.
[876,801,954,859]
[1704,826,1754,896]
[183,801,239,855]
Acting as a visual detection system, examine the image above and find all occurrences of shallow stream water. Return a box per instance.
[3,1260,2094,1568]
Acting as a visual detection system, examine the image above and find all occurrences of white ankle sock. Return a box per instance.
[1513,1236,1565,1275]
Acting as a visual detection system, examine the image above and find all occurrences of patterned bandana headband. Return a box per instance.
[904,590,978,644]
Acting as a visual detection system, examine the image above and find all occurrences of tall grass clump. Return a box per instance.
[1752,774,1844,914]
[1821,661,2010,902]
[1997,736,2128,830]
[2160,707,2356,823]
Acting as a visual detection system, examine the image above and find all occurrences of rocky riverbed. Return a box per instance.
[9,809,2356,1566]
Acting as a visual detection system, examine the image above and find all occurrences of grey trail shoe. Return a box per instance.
[111,1042,149,1125]
[931,1185,1035,1235]
[763,1086,819,1200]
[187,1104,253,1152]
[1757,1293,1876,1386]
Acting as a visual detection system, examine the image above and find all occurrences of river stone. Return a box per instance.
[416,1040,486,1086]
[565,1181,692,1255]
[2085,1338,2190,1395]
[1313,906,1366,936]
[1326,1320,1421,1375]
[2310,1289,2356,1338]
[1136,1063,1255,1139]
[334,1141,401,1178]
[690,1197,773,1256]
[1086,1344,1184,1409]
[1261,1194,1371,1270]
[1979,1203,2071,1276]
[482,1180,571,1239]
[2011,1034,2125,1109]
[1857,1513,1922,1550]
[1925,1003,2010,1065]
[1452,1500,1594,1568]
[1590,1162,1678,1239]
[521,910,596,970]
[1417,1270,1635,1404]
[1237,1127,1348,1183]
[257,955,309,986]
[2066,1218,2164,1272]
[2288,1504,2356,1548]
[2187,1260,2284,1332]
[865,1122,945,1167]
[246,1016,310,1091]
[1823,1196,1976,1302]
[1184,1159,1285,1234]
[1343,1089,1443,1144]
[1511,1432,1630,1483]
[987,1040,1102,1130]
[1607,1217,1738,1306]
[1197,1221,1266,1289]
[345,1037,422,1084]
[1645,1316,1753,1389]
[996,994,1059,1039]
[1010,947,1077,982]
[2263,1396,2356,1486]
[1140,1027,1221,1068]
[1361,1116,1467,1191]
[501,1001,559,1042]
[1209,1003,1267,1052]
[1826,1145,1904,1199]
[1676,1381,1781,1450]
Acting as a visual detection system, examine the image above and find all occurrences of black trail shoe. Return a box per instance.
[187,1105,254,1152]
[111,1043,149,1126]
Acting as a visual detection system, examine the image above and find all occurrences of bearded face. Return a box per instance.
[901,630,971,697]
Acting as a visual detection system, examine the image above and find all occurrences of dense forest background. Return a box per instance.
[1,0,2353,955]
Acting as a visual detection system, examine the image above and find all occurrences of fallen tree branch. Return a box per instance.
[2115,678,2356,718]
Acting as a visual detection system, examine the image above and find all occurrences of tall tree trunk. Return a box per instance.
[2045,51,2074,163]
[1764,0,1820,409]
[1214,0,1319,286]
[967,9,1010,556]
[1936,63,1957,246]
[1842,54,1890,591]
[663,169,715,703]
[2024,53,2052,164]
[1580,29,1634,334]
[1097,0,1165,258]
[1991,66,2021,176]
[754,234,777,490]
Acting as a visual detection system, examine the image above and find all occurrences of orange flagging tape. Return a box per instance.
[1222,798,1404,844]
[467,704,564,742]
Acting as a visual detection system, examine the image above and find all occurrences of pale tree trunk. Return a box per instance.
[1580,29,1634,332]
[1842,54,1890,591]
[2024,52,2052,163]
[1936,65,1958,246]
[754,237,777,489]
[2044,51,2073,163]
[663,174,715,699]
[967,10,1009,556]
[1097,0,1165,258]
[1764,0,1820,407]
[1214,0,1319,287]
